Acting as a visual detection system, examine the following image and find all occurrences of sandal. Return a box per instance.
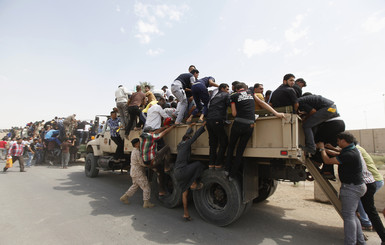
[362,226,373,231]
[183,216,192,222]
[197,120,204,123]
[190,182,204,191]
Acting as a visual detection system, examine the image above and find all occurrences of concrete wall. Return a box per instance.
[348,128,385,154]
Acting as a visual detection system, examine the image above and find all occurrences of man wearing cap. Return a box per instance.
[120,138,155,208]
[293,78,307,98]
[4,137,26,172]
[140,125,175,196]
[115,85,130,128]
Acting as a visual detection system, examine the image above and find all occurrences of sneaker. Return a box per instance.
[3,167,7,172]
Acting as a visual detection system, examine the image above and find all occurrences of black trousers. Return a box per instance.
[225,121,254,178]
[111,136,124,159]
[207,120,228,166]
[315,120,345,175]
[361,182,385,242]
[126,106,143,133]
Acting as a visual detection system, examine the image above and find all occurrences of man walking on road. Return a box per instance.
[4,137,26,172]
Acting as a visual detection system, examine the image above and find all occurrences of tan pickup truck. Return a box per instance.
[85,108,311,226]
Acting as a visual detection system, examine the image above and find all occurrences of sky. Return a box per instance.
[1,0,385,130]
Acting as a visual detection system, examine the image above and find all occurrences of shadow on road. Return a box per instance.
[53,170,344,245]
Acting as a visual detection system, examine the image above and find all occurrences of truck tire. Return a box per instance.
[253,178,278,203]
[85,153,99,178]
[151,169,182,208]
[193,170,245,227]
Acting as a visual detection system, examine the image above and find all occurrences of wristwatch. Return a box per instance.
[319,148,325,152]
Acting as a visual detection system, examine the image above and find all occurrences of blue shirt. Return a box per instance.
[107,118,120,137]
[193,76,214,88]
[45,130,60,139]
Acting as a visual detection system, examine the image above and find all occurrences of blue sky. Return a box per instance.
[1,0,385,129]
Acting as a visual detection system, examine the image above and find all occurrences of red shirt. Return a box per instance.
[0,141,7,149]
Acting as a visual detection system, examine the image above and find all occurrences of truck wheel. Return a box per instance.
[85,153,99,178]
[253,178,278,203]
[151,169,182,208]
[193,170,245,227]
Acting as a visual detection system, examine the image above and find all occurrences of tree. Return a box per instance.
[137,81,154,91]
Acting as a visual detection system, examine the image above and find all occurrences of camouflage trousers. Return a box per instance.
[125,175,151,201]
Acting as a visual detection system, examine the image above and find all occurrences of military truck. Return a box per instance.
[85,108,340,226]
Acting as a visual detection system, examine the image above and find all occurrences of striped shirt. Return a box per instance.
[140,132,161,163]
[8,142,25,157]
[357,146,375,184]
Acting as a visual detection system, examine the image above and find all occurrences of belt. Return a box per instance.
[234,117,255,124]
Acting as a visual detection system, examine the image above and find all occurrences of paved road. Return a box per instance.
[0,160,382,245]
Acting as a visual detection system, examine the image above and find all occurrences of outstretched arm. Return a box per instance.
[254,94,285,119]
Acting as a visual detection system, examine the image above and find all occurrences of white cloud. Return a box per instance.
[362,11,385,33]
[285,14,308,42]
[116,5,120,12]
[133,3,189,44]
[243,39,280,58]
[120,27,125,34]
[135,34,151,44]
[146,48,164,56]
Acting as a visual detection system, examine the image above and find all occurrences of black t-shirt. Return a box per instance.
[175,73,193,90]
[207,91,230,121]
[337,144,364,185]
[293,84,302,98]
[270,84,298,107]
[230,89,255,121]
[298,95,335,113]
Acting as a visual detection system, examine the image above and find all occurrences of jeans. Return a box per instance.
[207,120,228,166]
[140,112,147,126]
[303,105,338,151]
[191,83,210,116]
[340,182,367,245]
[171,81,187,123]
[360,182,385,242]
[61,152,70,167]
[358,180,384,227]
[225,121,254,178]
[26,152,34,167]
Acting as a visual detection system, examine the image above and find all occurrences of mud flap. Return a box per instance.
[242,160,259,204]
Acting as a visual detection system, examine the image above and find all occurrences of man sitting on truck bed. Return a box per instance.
[269,73,299,112]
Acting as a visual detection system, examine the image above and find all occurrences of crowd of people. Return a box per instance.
[2,64,384,244]
[1,115,99,170]
[111,64,384,245]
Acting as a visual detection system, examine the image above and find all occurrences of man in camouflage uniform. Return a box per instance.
[120,138,155,208]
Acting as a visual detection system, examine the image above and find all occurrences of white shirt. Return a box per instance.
[164,89,172,100]
[115,86,130,103]
[144,104,169,130]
